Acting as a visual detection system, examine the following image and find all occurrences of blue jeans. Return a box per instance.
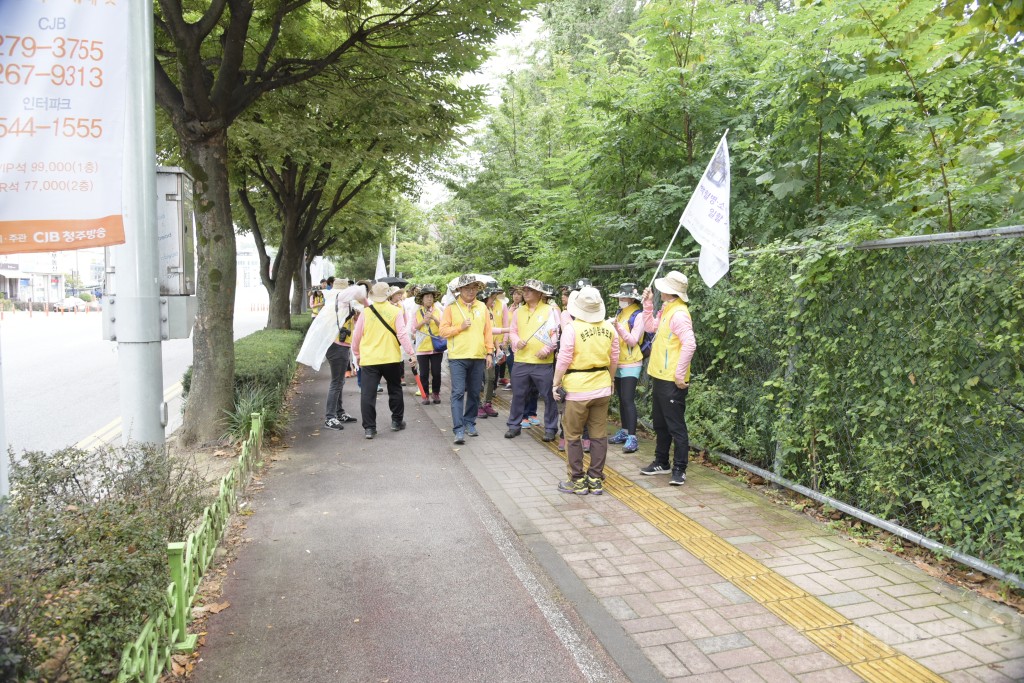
[449,358,485,432]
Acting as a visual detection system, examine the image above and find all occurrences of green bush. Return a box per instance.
[0,444,211,682]
[223,384,287,443]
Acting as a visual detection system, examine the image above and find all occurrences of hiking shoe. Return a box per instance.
[670,470,686,486]
[623,435,639,453]
[587,476,604,495]
[640,461,668,475]
[466,424,479,437]
[558,478,589,495]
[477,407,488,419]
[504,428,521,439]
[499,378,510,386]
[482,402,498,417]
[583,439,591,453]
[421,398,431,405]
[339,413,357,423]
[520,419,532,429]
[364,428,376,440]
[324,417,344,431]
[454,430,465,445]
[528,415,541,427]
[542,429,557,442]
[432,394,441,404]
[391,420,406,431]
[608,428,628,445]
[376,386,384,393]
[557,437,565,452]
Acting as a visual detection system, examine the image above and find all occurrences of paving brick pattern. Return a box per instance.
[421,385,1024,683]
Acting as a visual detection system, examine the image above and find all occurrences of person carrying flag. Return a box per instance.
[505,279,560,442]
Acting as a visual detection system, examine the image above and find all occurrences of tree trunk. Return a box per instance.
[291,267,304,315]
[266,239,298,329]
[179,131,237,447]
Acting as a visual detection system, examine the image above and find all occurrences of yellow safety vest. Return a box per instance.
[490,299,507,345]
[563,319,615,393]
[448,300,488,359]
[414,305,441,354]
[615,303,643,365]
[359,303,402,365]
[337,311,356,344]
[647,299,691,383]
[515,302,556,365]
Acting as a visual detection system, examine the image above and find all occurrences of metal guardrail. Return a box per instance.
[118,413,264,682]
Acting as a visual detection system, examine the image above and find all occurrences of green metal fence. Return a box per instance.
[118,414,264,682]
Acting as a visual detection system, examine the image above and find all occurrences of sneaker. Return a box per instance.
[587,476,604,495]
[608,428,628,445]
[477,407,488,419]
[482,402,498,417]
[466,424,479,437]
[558,478,589,495]
[498,378,510,386]
[504,428,521,439]
[431,394,441,404]
[583,439,591,453]
[502,384,513,391]
[528,415,541,427]
[391,420,406,431]
[364,428,376,440]
[377,386,384,393]
[542,430,556,442]
[670,470,686,486]
[558,437,565,452]
[339,413,357,423]
[324,417,344,431]
[454,430,465,445]
[623,435,639,453]
[421,397,431,405]
[640,461,668,475]
[415,389,422,397]
[521,419,532,429]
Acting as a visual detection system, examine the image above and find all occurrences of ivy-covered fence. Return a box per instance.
[607,226,1024,583]
[117,414,264,683]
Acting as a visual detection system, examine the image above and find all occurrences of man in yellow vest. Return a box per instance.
[551,287,619,495]
[505,279,561,441]
[351,281,416,439]
[640,271,697,485]
[440,274,494,444]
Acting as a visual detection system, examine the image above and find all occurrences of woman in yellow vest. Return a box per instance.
[639,271,697,485]
[551,286,619,495]
[505,279,561,441]
[439,274,494,444]
[351,281,416,439]
[410,284,444,405]
[608,283,645,454]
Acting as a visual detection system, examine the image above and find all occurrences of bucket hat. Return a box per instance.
[455,273,487,290]
[613,282,641,301]
[654,270,689,302]
[568,286,606,323]
[522,278,547,293]
[573,278,592,292]
[368,281,391,303]
[415,284,438,305]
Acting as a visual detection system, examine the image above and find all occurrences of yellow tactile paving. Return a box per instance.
[496,402,949,683]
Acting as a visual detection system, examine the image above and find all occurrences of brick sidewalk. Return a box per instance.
[418,379,1024,682]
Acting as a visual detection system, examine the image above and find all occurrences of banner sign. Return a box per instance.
[0,0,129,255]
[679,132,730,287]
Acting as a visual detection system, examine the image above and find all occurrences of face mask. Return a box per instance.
[618,299,631,309]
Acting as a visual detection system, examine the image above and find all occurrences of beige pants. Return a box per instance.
[562,396,610,480]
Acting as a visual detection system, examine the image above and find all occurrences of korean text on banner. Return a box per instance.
[679,133,730,287]
[0,1,130,255]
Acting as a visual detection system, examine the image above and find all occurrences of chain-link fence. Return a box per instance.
[594,226,1024,586]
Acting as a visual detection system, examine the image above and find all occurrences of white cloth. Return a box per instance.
[296,284,365,371]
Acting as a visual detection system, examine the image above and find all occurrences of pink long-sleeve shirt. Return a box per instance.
[351,306,415,361]
[555,323,620,401]
[642,298,696,383]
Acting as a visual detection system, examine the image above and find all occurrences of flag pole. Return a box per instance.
[646,129,729,293]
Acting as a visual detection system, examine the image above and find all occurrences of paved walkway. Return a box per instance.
[193,366,1024,683]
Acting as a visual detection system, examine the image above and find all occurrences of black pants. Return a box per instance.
[417,353,443,395]
[360,362,404,431]
[614,375,639,435]
[650,377,689,472]
[325,344,351,419]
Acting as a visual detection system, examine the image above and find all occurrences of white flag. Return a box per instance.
[374,244,387,280]
[680,133,730,287]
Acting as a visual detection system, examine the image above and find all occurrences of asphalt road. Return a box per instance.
[1,289,269,455]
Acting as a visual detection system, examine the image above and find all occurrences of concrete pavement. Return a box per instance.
[192,365,1024,682]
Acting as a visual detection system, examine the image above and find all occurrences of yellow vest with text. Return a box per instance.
[414,305,441,354]
[647,299,691,383]
[564,319,615,393]
[359,303,402,365]
[515,303,555,365]
[615,303,644,365]
[337,311,356,344]
[490,299,507,345]
[448,300,488,359]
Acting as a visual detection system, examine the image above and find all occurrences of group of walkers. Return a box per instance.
[314,270,697,494]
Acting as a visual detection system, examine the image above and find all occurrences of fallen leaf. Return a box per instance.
[207,601,230,614]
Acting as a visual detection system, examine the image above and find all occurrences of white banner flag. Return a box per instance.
[374,243,387,280]
[679,132,730,287]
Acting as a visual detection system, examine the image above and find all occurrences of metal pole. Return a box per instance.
[110,0,164,446]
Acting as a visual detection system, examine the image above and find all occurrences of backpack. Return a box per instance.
[628,309,655,358]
